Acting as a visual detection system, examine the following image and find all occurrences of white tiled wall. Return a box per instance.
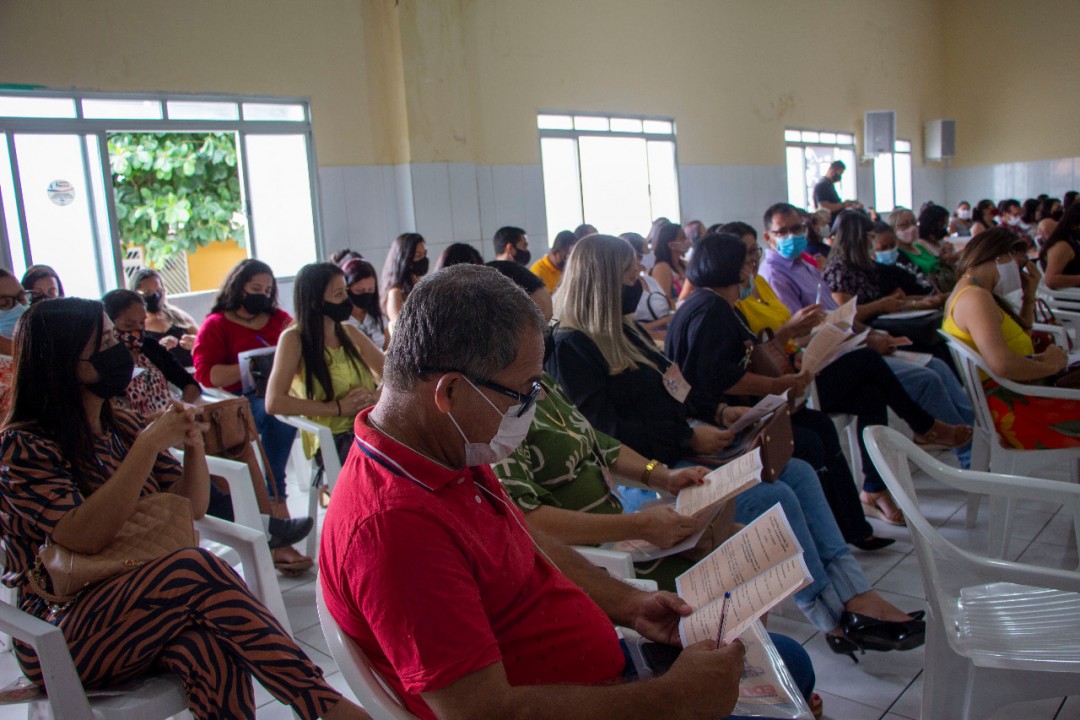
[678,164,787,228]
[944,156,1080,209]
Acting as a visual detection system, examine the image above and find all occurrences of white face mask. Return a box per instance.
[897,226,918,244]
[448,377,537,466]
[994,259,1023,297]
[957,209,972,220]
[1005,215,1022,227]
[640,251,656,271]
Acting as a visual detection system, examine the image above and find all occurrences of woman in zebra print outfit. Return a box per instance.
[0,298,368,719]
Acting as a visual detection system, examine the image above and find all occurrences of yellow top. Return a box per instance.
[290,343,377,437]
[530,254,562,294]
[735,275,792,335]
[942,284,1034,356]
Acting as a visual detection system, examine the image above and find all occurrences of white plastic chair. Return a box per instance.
[941,332,1080,551]
[806,380,863,485]
[864,426,1080,720]
[316,581,418,720]
[0,509,284,719]
[171,448,292,635]
[276,415,344,559]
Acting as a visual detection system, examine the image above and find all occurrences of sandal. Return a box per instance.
[808,692,823,719]
[914,420,973,451]
[272,546,314,576]
[861,490,906,526]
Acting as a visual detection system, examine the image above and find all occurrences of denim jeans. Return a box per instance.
[734,458,871,633]
[885,356,974,468]
[245,391,297,500]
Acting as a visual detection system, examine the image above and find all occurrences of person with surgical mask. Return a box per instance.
[380,232,429,334]
[130,267,199,368]
[944,227,1080,450]
[949,201,974,236]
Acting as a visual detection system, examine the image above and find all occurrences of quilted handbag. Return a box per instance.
[28,492,197,603]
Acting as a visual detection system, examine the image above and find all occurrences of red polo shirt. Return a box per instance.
[320,408,625,720]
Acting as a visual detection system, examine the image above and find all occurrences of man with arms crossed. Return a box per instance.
[320,265,748,720]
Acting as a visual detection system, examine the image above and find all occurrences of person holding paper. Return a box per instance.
[548,236,926,657]
[757,205,974,523]
[192,258,310,571]
[665,232,894,551]
[486,261,724,590]
[320,264,815,720]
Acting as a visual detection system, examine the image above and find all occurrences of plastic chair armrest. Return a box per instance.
[573,546,636,579]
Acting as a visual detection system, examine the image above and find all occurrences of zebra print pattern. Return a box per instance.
[15,548,341,719]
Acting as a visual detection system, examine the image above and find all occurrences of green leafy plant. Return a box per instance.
[109,132,246,269]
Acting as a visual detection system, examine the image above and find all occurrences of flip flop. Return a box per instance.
[914,421,973,451]
[272,547,314,576]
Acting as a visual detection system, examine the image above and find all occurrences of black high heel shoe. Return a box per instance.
[826,633,862,663]
[840,611,926,653]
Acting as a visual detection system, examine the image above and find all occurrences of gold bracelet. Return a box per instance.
[641,459,661,488]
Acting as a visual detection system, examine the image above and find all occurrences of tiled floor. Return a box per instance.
[1,450,1077,719]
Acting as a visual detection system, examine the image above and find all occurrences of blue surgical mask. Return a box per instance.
[776,234,807,259]
[0,302,27,340]
[875,248,899,265]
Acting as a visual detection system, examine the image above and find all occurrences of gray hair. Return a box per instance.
[383,264,545,391]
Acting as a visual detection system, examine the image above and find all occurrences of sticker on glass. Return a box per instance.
[47,180,75,207]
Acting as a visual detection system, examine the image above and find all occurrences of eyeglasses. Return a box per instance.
[421,367,543,418]
[770,222,807,237]
[0,290,28,311]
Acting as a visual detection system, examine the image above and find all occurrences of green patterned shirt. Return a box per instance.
[493,374,623,514]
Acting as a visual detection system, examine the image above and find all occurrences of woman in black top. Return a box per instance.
[1039,202,1080,289]
[665,233,892,550]
[103,289,201,419]
[129,268,199,368]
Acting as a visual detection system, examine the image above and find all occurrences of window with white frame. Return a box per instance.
[784,129,857,212]
[873,140,912,213]
[0,91,321,298]
[538,113,680,238]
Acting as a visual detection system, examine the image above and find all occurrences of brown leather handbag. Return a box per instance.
[748,329,795,378]
[688,405,794,482]
[28,492,197,604]
[196,397,277,510]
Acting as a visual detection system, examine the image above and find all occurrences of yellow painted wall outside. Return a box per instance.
[186,238,248,293]
[1,0,1077,168]
[943,0,1080,167]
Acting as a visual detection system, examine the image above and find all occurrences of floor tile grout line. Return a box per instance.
[879,669,922,720]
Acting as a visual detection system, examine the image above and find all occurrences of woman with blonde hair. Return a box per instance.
[548,235,926,658]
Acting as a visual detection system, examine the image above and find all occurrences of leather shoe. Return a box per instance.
[840,611,925,654]
[850,536,896,551]
[267,516,314,549]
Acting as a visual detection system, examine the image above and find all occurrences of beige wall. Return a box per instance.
[943,0,1080,167]
[2,0,1076,169]
[0,0,409,165]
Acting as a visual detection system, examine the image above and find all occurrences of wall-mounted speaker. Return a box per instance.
[864,110,896,156]
[925,119,956,160]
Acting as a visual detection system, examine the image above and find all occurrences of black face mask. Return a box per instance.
[322,298,354,323]
[621,281,644,315]
[240,293,271,316]
[515,247,532,266]
[142,292,163,314]
[348,290,379,312]
[84,342,135,399]
[412,257,430,277]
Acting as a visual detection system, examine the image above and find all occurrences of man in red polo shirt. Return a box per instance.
[320,265,746,720]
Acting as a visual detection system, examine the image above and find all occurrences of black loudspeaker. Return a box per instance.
[864,111,896,155]
[925,119,956,160]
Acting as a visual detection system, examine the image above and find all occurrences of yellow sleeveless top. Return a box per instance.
[290,343,376,436]
[736,275,792,335]
[942,284,1034,356]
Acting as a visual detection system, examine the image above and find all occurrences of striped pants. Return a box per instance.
[16,548,341,720]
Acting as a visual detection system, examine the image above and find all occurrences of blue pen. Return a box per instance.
[255,335,271,347]
[716,591,731,646]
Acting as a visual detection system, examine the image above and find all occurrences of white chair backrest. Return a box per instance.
[864,426,1080,604]
[938,333,996,440]
[315,580,418,720]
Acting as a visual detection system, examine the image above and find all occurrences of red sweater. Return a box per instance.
[192,309,292,393]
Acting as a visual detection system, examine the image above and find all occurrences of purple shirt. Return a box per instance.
[759,249,839,314]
